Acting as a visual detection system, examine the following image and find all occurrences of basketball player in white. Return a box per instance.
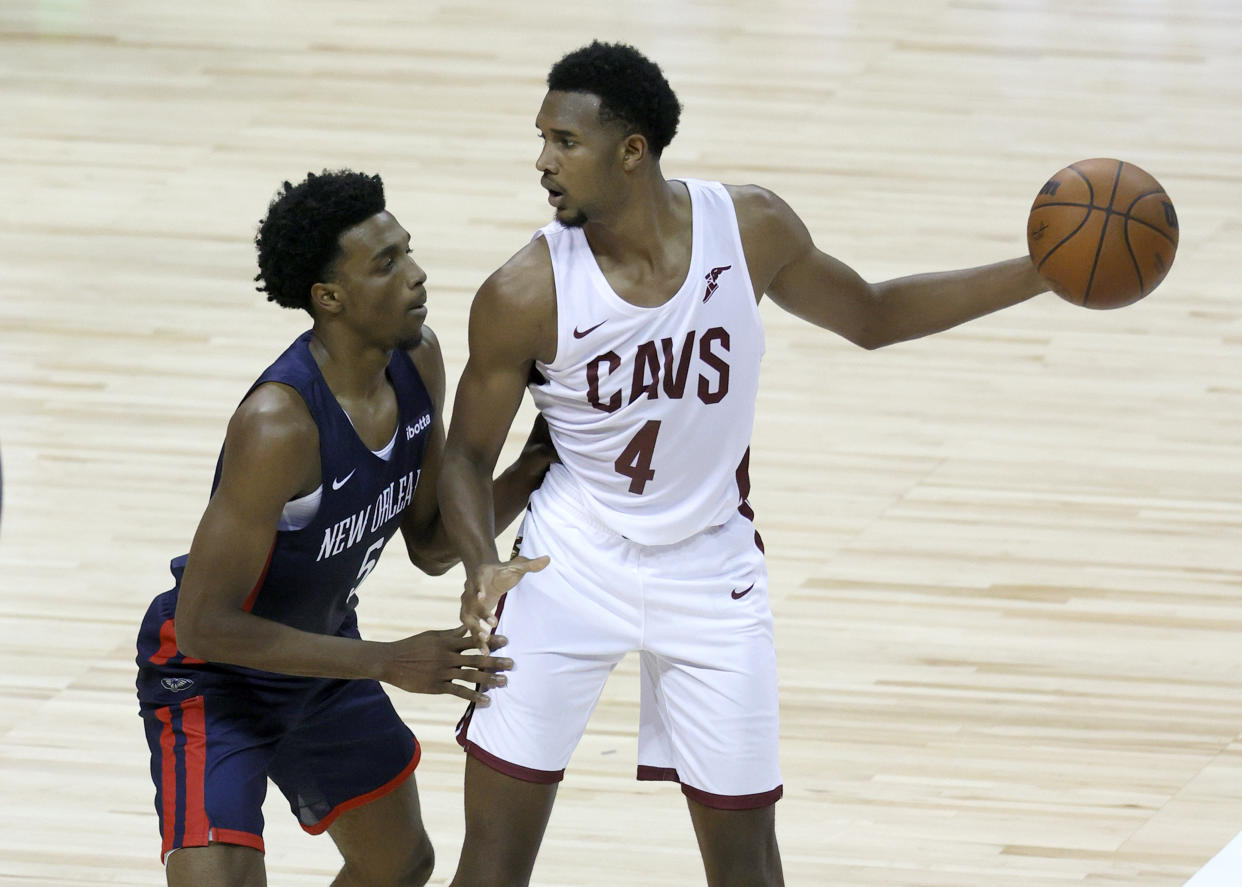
[439,42,1051,886]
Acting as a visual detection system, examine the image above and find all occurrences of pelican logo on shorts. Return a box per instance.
[703,265,732,302]
[509,535,523,559]
[161,677,195,693]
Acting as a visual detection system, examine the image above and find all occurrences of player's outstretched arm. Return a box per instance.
[439,243,557,650]
[399,328,557,576]
[730,184,1050,349]
[173,383,510,696]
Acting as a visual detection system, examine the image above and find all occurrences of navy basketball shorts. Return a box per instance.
[456,475,782,810]
[136,598,419,862]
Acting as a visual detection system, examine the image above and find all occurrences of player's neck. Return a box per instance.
[584,176,689,270]
[307,327,391,401]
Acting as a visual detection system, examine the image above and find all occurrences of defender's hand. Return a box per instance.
[378,626,514,705]
[460,555,550,652]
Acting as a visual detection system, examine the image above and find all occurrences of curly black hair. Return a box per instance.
[547,41,681,156]
[254,170,386,313]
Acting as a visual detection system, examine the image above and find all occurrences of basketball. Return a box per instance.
[1027,158,1178,308]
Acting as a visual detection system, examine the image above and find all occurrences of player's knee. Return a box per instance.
[343,833,433,887]
[394,833,435,887]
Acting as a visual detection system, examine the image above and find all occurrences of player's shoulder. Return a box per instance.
[223,381,319,483]
[476,235,556,317]
[724,183,799,228]
[724,183,812,258]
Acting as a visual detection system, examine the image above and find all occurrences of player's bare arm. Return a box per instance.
[439,240,557,648]
[173,381,508,704]
[728,184,1049,349]
[399,326,556,577]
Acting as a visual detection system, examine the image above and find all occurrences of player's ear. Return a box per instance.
[310,282,344,316]
[620,133,648,171]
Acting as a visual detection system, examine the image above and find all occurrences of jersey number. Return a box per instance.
[615,420,661,495]
[347,538,386,606]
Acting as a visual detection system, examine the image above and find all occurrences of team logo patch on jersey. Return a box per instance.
[161,677,194,693]
[703,265,732,302]
[509,535,523,559]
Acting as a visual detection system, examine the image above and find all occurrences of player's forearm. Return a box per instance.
[866,256,1048,348]
[491,447,550,533]
[174,603,385,680]
[438,448,502,573]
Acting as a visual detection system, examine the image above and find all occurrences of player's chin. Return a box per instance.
[557,207,589,229]
[395,319,424,351]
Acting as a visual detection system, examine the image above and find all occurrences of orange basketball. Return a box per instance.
[1027,158,1178,308]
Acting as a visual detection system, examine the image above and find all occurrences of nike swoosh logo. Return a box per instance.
[730,583,755,600]
[332,469,356,490]
[573,320,607,339]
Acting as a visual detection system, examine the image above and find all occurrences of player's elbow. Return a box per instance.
[413,553,456,576]
[405,539,459,576]
[171,608,214,660]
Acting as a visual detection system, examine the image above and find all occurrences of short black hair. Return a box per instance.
[254,170,386,313]
[547,41,681,157]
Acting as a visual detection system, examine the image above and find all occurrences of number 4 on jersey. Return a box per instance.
[615,420,661,494]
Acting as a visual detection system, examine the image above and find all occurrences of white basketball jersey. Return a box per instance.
[529,178,765,545]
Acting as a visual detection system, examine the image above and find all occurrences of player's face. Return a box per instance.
[535,90,627,228]
[330,211,428,349]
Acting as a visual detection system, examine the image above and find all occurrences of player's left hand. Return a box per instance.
[461,555,550,652]
[377,625,513,704]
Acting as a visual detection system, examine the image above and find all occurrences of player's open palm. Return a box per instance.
[461,555,550,651]
[378,626,514,705]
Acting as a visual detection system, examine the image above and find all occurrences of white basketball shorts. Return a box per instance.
[456,469,782,810]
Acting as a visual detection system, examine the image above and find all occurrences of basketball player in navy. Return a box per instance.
[135,170,551,887]
[438,43,1052,886]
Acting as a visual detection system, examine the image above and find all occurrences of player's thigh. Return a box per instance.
[640,640,782,799]
[328,772,433,887]
[166,843,266,887]
[268,677,419,835]
[459,498,636,774]
[138,690,276,860]
[641,513,781,798]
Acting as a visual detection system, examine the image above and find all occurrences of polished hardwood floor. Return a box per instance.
[2,1,1240,884]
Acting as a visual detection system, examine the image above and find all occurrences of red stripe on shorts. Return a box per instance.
[179,697,210,847]
[148,618,205,667]
[155,706,178,861]
[209,827,264,854]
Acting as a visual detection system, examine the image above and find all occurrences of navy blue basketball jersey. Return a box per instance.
[170,330,433,637]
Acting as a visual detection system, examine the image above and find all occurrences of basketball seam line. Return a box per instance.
[1081,160,1126,306]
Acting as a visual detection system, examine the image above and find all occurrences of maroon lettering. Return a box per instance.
[660,332,695,398]
[615,419,661,494]
[587,351,622,413]
[697,327,730,404]
[629,341,661,402]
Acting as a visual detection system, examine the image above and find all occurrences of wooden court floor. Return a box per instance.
[2,1,1240,884]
